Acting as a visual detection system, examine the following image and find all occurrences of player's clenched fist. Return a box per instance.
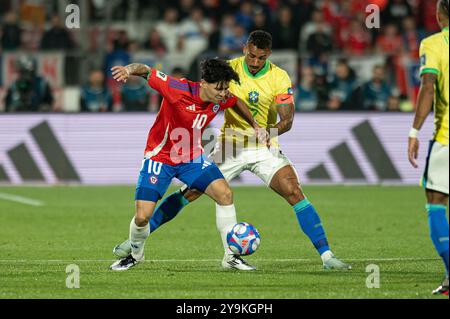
[111,66,130,83]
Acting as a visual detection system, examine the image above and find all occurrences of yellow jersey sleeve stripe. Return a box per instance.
[420,67,440,75]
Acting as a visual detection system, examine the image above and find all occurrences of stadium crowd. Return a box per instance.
[0,0,443,113]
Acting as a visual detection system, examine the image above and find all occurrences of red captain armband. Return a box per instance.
[275,94,294,105]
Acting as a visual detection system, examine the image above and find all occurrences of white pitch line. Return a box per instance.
[0,257,439,263]
[0,192,45,207]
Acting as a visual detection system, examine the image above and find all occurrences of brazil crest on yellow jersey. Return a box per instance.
[221,56,293,148]
[419,27,449,145]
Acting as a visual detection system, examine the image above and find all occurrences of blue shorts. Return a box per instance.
[135,154,225,202]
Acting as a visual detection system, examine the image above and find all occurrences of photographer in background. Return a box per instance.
[4,56,54,112]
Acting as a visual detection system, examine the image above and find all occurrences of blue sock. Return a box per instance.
[149,190,189,233]
[293,199,330,255]
[427,204,449,276]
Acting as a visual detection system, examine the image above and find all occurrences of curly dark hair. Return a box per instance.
[247,30,273,50]
[200,58,240,85]
[438,0,449,18]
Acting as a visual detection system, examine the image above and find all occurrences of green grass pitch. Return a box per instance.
[0,185,448,299]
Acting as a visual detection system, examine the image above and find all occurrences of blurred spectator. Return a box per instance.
[320,0,340,25]
[5,56,54,112]
[360,65,393,111]
[272,6,300,50]
[306,23,333,57]
[308,53,330,80]
[314,71,331,110]
[128,40,140,53]
[121,77,151,112]
[1,12,22,50]
[327,59,357,110]
[417,0,441,33]
[340,18,372,56]
[179,0,197,20]
[300,10,332,53]
[80,70,113,112]
[40,15,75,50]
[112,30,130,51]
[89,0,108,21]
[201,0,221,23]
[178,7,213,64]
[235,1,254,32]
[156,8,181,53]
[249,6,273,34]
[402,17,425,59]
[104,31,131,85]
[387,93,401,112]
[143,29,167,57]
[291,0,315,32]
[296,66,318,111]
[219,18,248,55]
[381,0,413,29]
[376,24,404,56]
[334,0,356,49]
[21,20,44,51]
[218,14,235,55]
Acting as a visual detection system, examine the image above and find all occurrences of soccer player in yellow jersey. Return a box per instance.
[113,31,350,271]
[408,0,449,296]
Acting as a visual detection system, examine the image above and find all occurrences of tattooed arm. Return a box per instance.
[412,73,436,130]
[111,63,151,83]
[270,103,295,137]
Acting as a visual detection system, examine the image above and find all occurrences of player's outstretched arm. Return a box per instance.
[233,98,269,145]
[234,98,259,129]
[111,63,151,83]
[408,73,436,168]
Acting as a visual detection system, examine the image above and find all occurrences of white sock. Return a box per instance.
[129,217,149,260]
[216,204,237,255]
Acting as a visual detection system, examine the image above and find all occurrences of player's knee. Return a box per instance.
[217,187,233,205]
[426,190,449,206]
[184,189,202,203]
[134,214,150,227]
[134,206,152,226]
[286,185,304,204]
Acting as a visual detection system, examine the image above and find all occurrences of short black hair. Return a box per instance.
[247,30,272,50]
[200,58,240,85]
[438,0,449,19]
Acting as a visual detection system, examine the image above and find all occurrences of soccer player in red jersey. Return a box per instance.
[110,59,265,270]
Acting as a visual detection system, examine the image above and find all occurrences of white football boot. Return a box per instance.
[222,254,256,271]
[322,251,352,270]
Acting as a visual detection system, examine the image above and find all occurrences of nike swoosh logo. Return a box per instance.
[280,97,291,102]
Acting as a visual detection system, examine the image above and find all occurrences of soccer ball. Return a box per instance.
[226,222,261,256]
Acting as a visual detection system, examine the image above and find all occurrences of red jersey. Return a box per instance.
[145,68,237,165]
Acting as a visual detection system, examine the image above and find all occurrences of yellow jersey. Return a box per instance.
[419,27,449,145]
[220,56,293,148]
